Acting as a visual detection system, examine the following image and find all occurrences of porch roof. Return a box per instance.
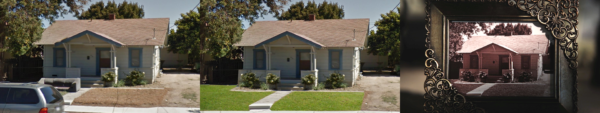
[234,18,370,47]
[457,35,548,54]
[54,30,124,47]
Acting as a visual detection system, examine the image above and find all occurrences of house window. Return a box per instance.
[54,48,66,67]
[253,49,266,69]
[470,55,478,69]
[129,48,142,67]
[329,50,342,70]
[522,55,530,69]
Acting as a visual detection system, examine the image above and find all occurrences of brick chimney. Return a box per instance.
[308,14,315,21]
[108,13,116,20]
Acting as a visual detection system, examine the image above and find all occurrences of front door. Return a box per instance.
[97,49,111,76]
[499,55,509,75]
[296,50,311,78]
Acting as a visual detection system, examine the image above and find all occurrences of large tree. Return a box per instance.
[76,0,144,19]
[448,22,489,62]
[486,23,532,35]
[168,0,288,65]
[276,1,344,20]
[366,7,401,65]
[0,0,88,80]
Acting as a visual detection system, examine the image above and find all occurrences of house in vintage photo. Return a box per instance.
[234,16,382,89]
[456,35,549,83]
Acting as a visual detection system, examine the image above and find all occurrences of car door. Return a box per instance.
[0,88,9,113]
[3,88,41,113]
[40,87,64,113]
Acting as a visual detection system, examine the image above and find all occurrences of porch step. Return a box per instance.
[278,80,303,90]
[79,77,104,88]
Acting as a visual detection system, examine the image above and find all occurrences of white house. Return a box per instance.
[34,16,171,84]
[234,17,370,87]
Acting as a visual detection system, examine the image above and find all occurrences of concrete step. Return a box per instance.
[249,103,272,109]
[279,79,301,84]
[249,109,271,111]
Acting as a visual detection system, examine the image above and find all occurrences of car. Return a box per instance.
[0,82,65,113]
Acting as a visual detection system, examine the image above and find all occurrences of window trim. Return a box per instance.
[53,48,66,67]
[129,48,143,68]
[328,49,343,70]
[253,49,266,70]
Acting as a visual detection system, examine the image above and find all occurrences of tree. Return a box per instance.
[276,1,344,20]
[366,7,401,65]
[486,23,532,35]
[76,0,144,19]
[448,22,488,62]
[168,0,288,64]
[0,0,88,80]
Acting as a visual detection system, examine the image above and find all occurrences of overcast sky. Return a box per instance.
[42,0,400,31]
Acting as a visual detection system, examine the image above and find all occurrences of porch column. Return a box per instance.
[263,45,270,71]
[311,46,317,71]
[110,45,117,68]
[538,54,542,80]
[510,53,514,82]
[63,44,71,68]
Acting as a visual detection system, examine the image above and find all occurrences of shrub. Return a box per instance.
[114,80,125,87]
[339,83,347,88]
[241,72,260,88]
[325,73,345,88]
[462,71,473,82]
[101,72,116,82]
[503,73,512,83]
[315,82,325,90]
[266,73,280,85]
[125,70,146,86]
[301,74,316,85]
[478,71,487,83]
[519,71,532,82]
[260,82,268,90]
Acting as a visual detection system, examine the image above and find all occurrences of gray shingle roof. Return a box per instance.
[35,18,169,46]
[235,18,370,47]
[457,35,549,54]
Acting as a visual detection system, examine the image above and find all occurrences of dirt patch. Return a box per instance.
[155,73,200,107]
[72,88,168,107]
[358,76,400,111]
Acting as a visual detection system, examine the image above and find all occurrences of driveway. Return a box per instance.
[355,76,400,111]
[157,72,200,107]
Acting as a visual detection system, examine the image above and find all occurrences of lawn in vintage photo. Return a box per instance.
[447,22,554,97]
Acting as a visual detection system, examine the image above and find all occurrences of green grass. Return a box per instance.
[271,92,364,111]
[59,91,68,95]
[200,85,274,110]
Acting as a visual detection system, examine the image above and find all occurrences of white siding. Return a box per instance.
[69,45,99,76]
[43,45,66,77]
[242,46,255,70]
[115,46,157,82]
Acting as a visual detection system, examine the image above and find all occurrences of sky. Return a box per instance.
[42,0,400,31]
[452,22,546,41]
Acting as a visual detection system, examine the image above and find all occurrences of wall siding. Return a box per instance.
[360,50,388,70]
[160,48,188,67]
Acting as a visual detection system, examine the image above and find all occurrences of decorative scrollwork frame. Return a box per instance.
[424,0,578,112]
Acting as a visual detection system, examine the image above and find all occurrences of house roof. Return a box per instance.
[35,18,169,46]
[457,35,549,54]
[234,18,370,47]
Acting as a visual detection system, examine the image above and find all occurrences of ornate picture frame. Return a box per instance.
[423,0,578,113]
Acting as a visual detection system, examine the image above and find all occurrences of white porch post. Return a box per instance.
[263,45,270,71]
[538,54,542,80]
[63,44,70,68]
[110,45,117,68]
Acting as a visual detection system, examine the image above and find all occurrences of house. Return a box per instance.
[34,15,176,84]
[456,35,549,82]
[234,16,370,87]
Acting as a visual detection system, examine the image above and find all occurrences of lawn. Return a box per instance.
[271,92,364,111]
[200,85,274,110]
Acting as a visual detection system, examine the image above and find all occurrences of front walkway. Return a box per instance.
[65,105,200,113]
[249,91,292,111]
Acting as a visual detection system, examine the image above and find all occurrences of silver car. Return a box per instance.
[0,83,64,113]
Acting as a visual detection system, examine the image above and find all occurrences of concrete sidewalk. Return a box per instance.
[65,105,200,113]
[201,111,399,113]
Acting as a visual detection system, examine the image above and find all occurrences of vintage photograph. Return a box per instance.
[448,22,554,97]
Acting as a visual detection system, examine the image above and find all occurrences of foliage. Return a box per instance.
[462,71,473,82]
[486,23,532,36]
[503,72,512,83]
[260,82,268,90]
[101,72,116,82]
[125,70,146,86]
[114,80,125,87]
[448,22,489,62]
[301,74,316,85]
[266,73,280,84]
[478,71,487,83]
[367,7,401,64]
[76,1,144,19]
[315,82,325,90]
[276,1,344,20]
[519,71,532,82]
[0,0,88,56]
[167,0,289,62]
[325,73,345,88]
[240,72,260,88]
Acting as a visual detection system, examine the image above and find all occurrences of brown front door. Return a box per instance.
[499,55,509,75]
[297,51,310,78]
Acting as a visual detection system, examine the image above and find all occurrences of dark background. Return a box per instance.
[399,0,600,112]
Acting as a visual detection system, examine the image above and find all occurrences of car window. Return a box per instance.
[0,88,8,103]
[6,88,39,104]
[41,87,62,103]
